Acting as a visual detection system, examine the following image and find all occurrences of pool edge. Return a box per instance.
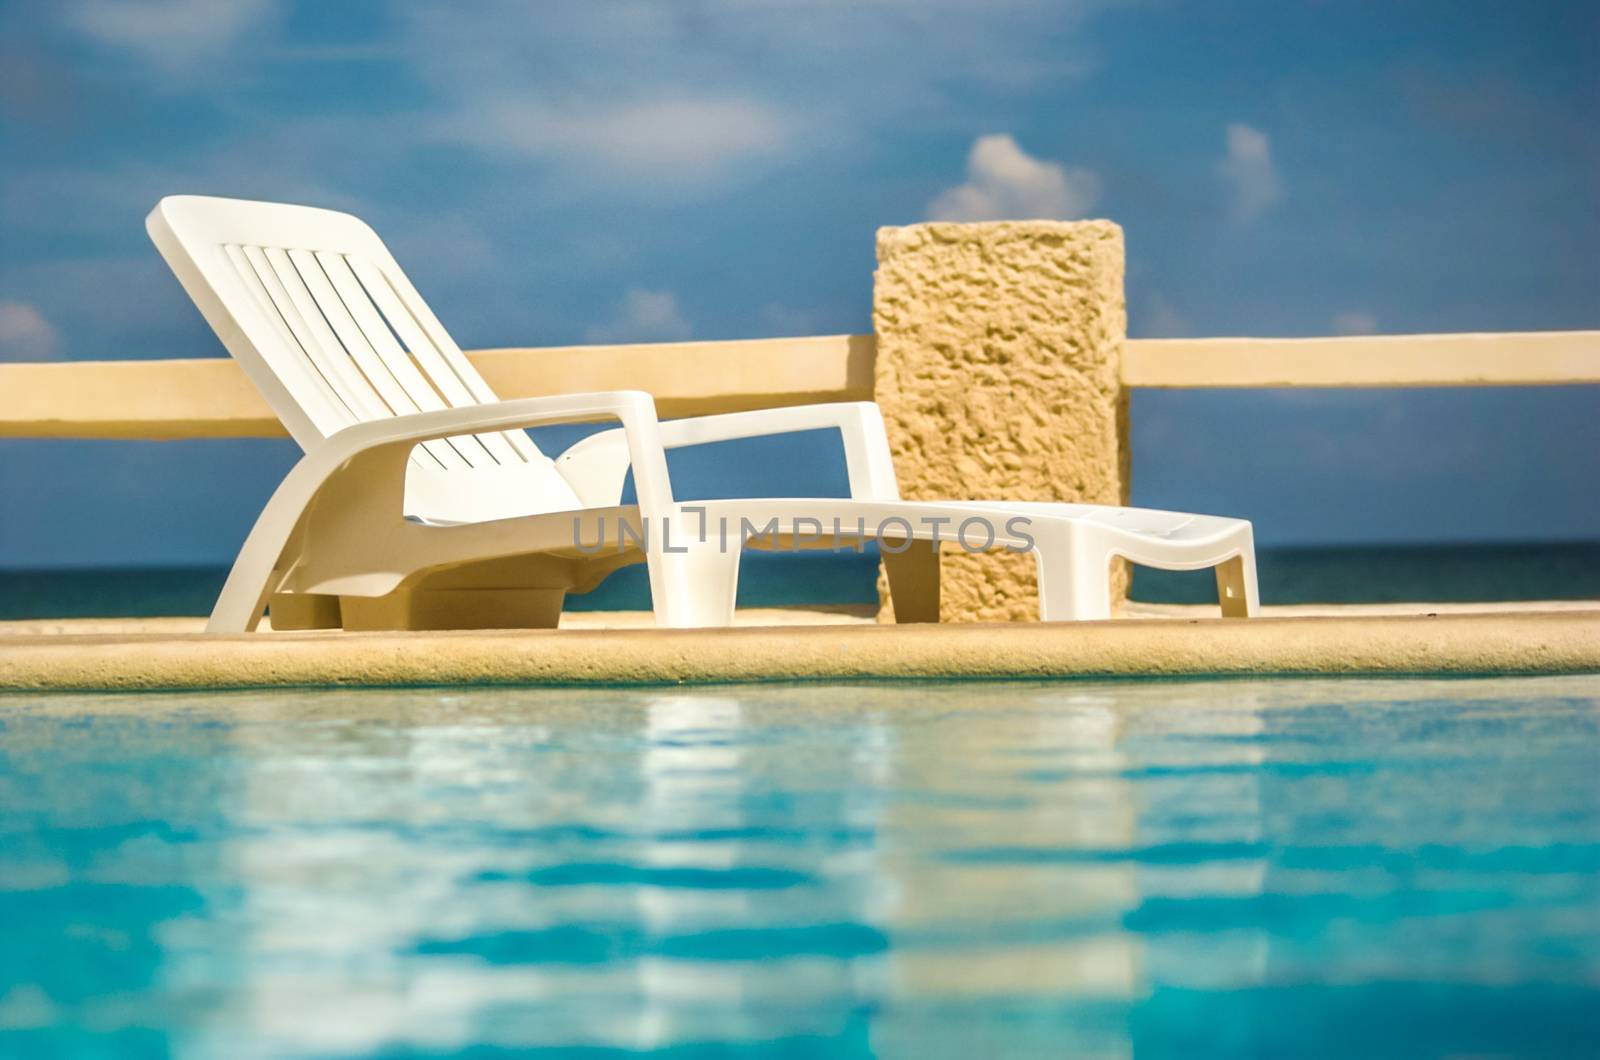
[1,610,1597,692]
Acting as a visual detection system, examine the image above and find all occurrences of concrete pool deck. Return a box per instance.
[1,602,1595,691]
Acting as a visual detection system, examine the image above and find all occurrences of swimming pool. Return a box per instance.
[2,676,1597,1057]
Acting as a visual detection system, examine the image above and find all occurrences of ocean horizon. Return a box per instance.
[3,542,1596,620]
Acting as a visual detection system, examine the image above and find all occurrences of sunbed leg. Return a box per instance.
[267,593,342,630]
[210,521,294,632]
[1215,551,1259,618]
[209,565,279,633]
[882,539,940,623]
[652,539,742,628]
[1034,526,1114,622]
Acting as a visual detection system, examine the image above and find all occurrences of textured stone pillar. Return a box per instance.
[872,221,1129,622]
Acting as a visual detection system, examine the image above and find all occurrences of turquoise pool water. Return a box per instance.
[2,677,1597,1058]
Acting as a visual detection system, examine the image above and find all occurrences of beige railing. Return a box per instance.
[0,330,1596,440]
[0,336,874,440]
[1122,331,1600,388]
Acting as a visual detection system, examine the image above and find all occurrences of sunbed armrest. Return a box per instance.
[553,401,900,507]
[307,390,676,514]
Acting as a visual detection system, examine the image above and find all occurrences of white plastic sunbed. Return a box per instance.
[146,195,1258,633]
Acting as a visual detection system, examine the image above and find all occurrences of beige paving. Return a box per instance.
[0,605,1594,691]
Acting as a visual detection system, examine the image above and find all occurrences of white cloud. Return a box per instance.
[0,302,60,361]
[65,0,275,72]
[42,2,1115,208]
[928,134,1100,221]
[435,96,790,181]
[1216,123,1284,224]
[1332,311,1379,335]
[395,3,1108,194]
[585,290,692,344]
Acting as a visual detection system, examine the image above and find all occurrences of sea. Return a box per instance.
[2,543,1597,620]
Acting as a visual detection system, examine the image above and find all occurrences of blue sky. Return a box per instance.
[1,0,1596,568]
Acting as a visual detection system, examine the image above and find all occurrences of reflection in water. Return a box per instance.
[1,677,1597,1057]
[628,695,889,1050]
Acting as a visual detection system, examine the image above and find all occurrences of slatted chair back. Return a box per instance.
[148,195,584,522]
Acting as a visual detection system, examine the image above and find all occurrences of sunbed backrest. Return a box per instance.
[147,195,549,475]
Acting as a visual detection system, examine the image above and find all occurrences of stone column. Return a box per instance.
[872,221,1129,622]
